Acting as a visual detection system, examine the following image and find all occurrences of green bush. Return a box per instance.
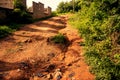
[0,26,13,38]
[10,9,33,24]
[51,11,58,17]
[69,0,120,80]
[0,23,22,38]
[51,33,68,44]
[56,0,81,13]
[7,23,23,30]
[9,0,33,24]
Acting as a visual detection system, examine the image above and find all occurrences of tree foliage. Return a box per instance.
[14,0,26,10]
[56,0,81,13]
[10,0,33,23]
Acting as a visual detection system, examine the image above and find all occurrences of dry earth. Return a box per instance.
[0,15,95,80]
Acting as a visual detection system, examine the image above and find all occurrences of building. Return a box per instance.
[0,0,14,9]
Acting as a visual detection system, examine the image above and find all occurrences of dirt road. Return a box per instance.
[0,15,94,80]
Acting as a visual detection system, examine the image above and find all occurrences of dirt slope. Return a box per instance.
[0,15,95,80]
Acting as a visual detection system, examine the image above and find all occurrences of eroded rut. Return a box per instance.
[0,15,94,80]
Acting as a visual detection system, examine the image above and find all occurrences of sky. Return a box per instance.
[27,0,72,11]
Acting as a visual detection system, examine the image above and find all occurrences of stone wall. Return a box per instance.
[47,6,52,16]
[0,7,13,24]
[0,0,52,20]
[32,1,46,19]
[31,2,52,19]
[0,0,14,9]
[0,0,27,23]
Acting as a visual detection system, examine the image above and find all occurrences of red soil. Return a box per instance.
[0,15,95,80]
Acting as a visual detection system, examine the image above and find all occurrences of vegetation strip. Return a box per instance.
[67,0,120,80]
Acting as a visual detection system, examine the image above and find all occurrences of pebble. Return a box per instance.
[68,72,75,78]
[35,73,44,77]
[47,74,53,79]
[54,69,62,80]
[17,69,21,72]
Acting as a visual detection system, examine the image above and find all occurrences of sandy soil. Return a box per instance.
[0,15,95,80]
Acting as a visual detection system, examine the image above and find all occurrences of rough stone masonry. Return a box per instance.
[0,0,52,21]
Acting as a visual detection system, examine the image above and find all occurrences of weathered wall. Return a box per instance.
[32,1,45,19]
[44,6,52,17]
[0,7,13,24]
[0,0,14,9]
[0,0,52,20]
[47,6,52,16]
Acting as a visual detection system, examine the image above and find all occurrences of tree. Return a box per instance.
[10,0,33,23]
[56,0,81,13]
[14,0,26,10]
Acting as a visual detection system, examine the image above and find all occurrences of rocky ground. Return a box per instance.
[0,15,95,80]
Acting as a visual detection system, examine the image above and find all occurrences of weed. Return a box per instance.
[51,33,68,44]
[0,26,13,38]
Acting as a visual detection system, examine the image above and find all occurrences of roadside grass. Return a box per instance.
[0,23,23,38]
[0,25,13,38]
[68,10,120,80]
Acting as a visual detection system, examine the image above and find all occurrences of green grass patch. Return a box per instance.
[0,23,23,38]
[85,48,120,80]
[51,33,68,44]
[0,26,13,38]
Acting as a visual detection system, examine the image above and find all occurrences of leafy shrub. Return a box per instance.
[0,26,13,38]
[9,0,33,24]
[7,23,23,30]
[85,48,120,80]
[57,0,81,13]
[51,11,58,17]
[51,33,68,44]
[10,10,33,24]
[0,23,22,38]
[69,0,120,80]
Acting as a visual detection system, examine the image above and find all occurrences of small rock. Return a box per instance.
[18,48,24,51]
[71,77,76,80]
[22,32,26,34]
[17,69,21,72]
[25,38,32,43]
[30,59,35,64]
[54,69,62,80]
[20,62,30,69]
[47,53,55,58]
[68,72,75,78]
[46,74,53,79]
[35,73,44,77]
[45,64,56,72]
[21,38,32,43]
[46,37,50,42]
[67,63,72,66]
